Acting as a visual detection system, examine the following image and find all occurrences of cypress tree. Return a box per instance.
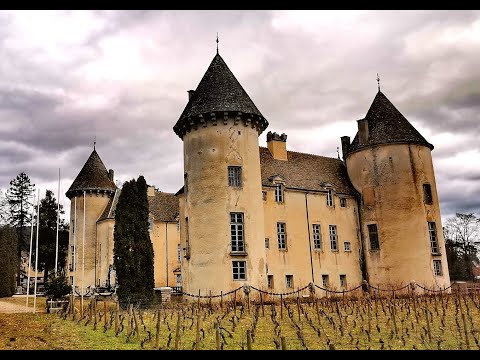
[0,226,18,297]
[113,176,154,306]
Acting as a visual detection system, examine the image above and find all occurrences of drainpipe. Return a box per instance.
[165,223,169,287]
[305,193,315,283]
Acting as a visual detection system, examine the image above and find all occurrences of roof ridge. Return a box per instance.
[259,146,343,162]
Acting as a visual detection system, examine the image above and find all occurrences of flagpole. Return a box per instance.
[81,190,85,311]
[55,168,60,275]
[33,189,40,313]
[25,193,36,312]
[72,196,77,296]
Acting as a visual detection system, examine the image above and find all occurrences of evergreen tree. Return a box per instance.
[6,172,35,286]
[0,226,18,297]
[113,176,154,306]
[30,190,69,284]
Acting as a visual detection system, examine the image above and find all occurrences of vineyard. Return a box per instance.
[54,285,480,350]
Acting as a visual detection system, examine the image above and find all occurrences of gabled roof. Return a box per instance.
[347,91,433,154]
[173,53,268,138]
[96,188,179,223]
[66,149,116,199]
[259,147,357,195]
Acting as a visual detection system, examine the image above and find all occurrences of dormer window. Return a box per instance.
[275,183,284,202]
[327,189,334,207]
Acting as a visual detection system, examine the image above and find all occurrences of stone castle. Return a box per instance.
[66,50,451,296]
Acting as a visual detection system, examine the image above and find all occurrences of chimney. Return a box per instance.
[357,119,369,144]
[187,90,195,100]
[266,131,288,161]
[108,169,114,181]
[340,136,350,160]
[147,185,155,197]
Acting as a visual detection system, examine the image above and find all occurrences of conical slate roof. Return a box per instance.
[66,149,116,199]
[347,91,433,154]
[173,53,268,138]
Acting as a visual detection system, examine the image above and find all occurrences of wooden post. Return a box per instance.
[247,289,250,310]
[220,291,223,310]
[155,308,161,349]
[234,290,237,316]
[174,311,181,350]
[132,307,140,342]
[104,300,108,328]
[367,299,371,342]
[314,295,320,322]
[424,307,432,342]
[260,292,264,317]
[195,313,201,350]
[215,321,221,350]
[197,289,201,310]
[114,301,119,335]
[280,336,287,350]
[296,296,301,322]
[127,303,133,336]
[246,329,252,350]
[209,290,212,308]
[80,296,84,319]
[280,294,283,319]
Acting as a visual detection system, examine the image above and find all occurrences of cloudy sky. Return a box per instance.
[0,10,478,222]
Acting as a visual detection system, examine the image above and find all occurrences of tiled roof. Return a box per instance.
[173,53,268,137]
[347,91,433,154]
[96,188,179,223]
[259,147,357,195]
[66,149,116,198]
[148,191,179,222]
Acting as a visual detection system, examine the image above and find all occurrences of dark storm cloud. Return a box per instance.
[0,10,479,222]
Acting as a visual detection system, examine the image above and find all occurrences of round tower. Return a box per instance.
[66,148,116,293]
[342,91,450,289]
[173,52,269,295]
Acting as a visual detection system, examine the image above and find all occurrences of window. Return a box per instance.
[326,189,334,207]
[423,184,433,204]
[175,273,182,287]
[265,238,269,249]
[228,166,242,187]
[148,217,153,232]
[230,213,245,253]
[340,275,347,288]
[340,198,347,207]
[322,274,329,287]
[285,275,293,289]
[428,221,440,254]
[71,220,75,234]
[368,224,380,250]
[267,275,274,289]
[177,220,180,232]
[177,244,181,262]
[232,261,246,280]
[185,217,191,259]
[69,245,75,272]
[433,260,442,276]
[329,225,338,251]
[262,191,267,201]
[70,276,74,285]
[312,224,322,250]
[344,241,351,252]
[275,183,284,202]
[184,173,188,194]
[277,222,287,250]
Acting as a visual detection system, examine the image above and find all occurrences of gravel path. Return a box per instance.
[0,297,44,313]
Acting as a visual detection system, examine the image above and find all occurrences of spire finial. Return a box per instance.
[376,73,381,92]
[216,32,219,54]
[93,136,96,151]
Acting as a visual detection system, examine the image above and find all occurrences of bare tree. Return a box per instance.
[444,213,480,281]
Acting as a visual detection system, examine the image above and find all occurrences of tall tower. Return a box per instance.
[173,52,269,294]
[341,91,450,289]
[66,148,116,292]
